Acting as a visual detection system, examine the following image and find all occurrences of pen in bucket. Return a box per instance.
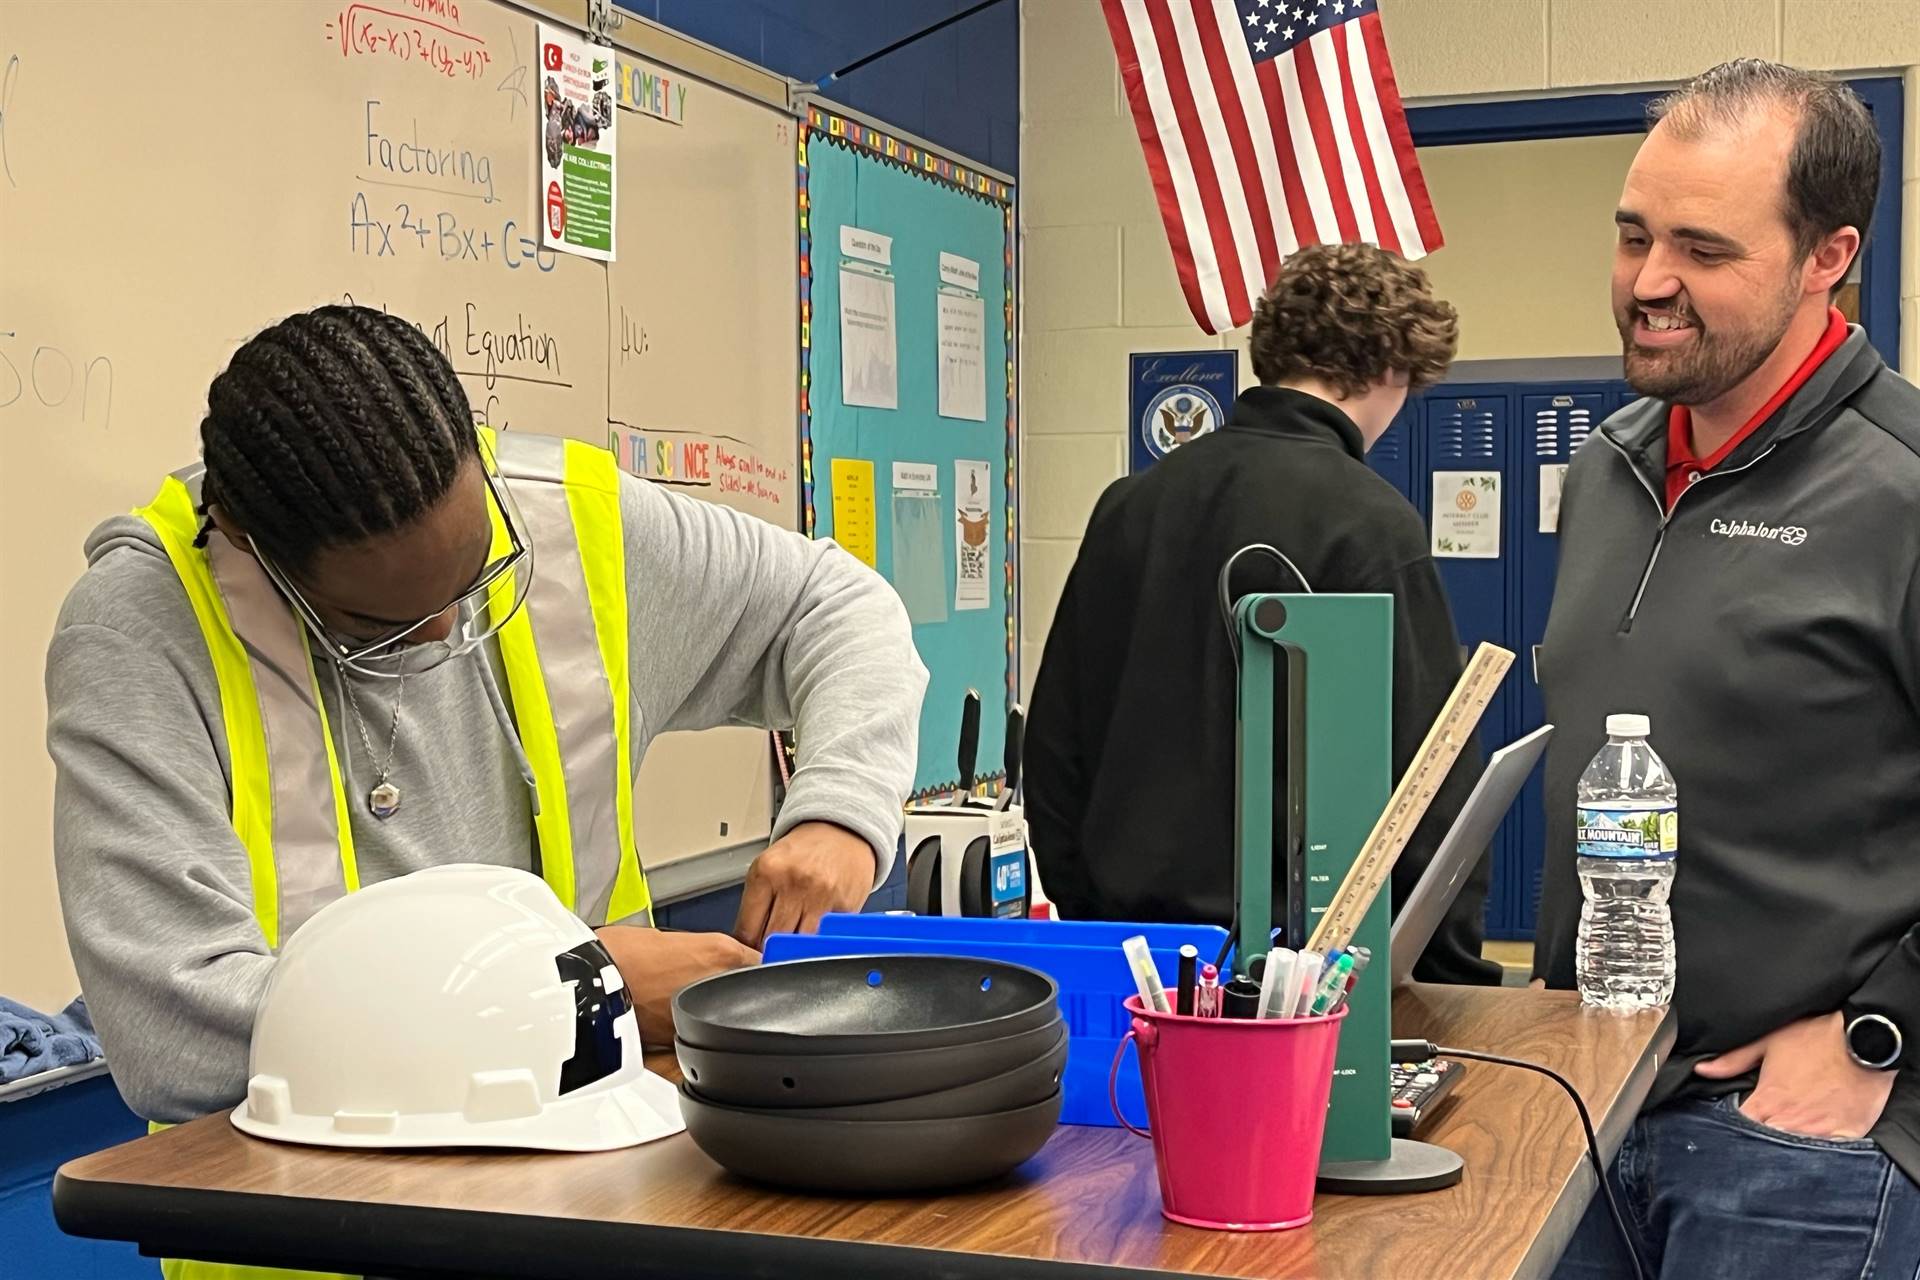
[1122,935,1171,1014]
[1196,963,1221,1018]
[1330,945,1371,1013]
[1310,953,1355,1015]
[1176,944,1199,1017]
[1289,950,1323,1017]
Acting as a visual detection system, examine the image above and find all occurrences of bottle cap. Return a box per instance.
[1606,713,1651,739]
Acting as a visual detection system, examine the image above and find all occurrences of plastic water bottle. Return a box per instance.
[1575,714,1677,1010]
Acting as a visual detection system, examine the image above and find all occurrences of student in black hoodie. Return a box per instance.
[1025,242,1500,986]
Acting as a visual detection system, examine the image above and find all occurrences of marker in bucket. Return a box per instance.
[1289,950,1323,1017]
[1123,935,1171,1014]
[1330,945,1371,1014]
[1195,963,1222,1018]
[1258,948,1297,1019]
[1176,944,1199,1017]
[1309,953,1355,1015]
[1222,976,1263,1019]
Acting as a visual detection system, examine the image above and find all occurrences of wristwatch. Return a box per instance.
[1843,1007,1905,1071]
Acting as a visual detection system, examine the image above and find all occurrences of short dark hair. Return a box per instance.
[196,305,477,572]
[1649,59,1881,260]
[1248,241,1458,396]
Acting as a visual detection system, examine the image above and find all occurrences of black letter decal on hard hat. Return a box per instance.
[555,939,632,1094]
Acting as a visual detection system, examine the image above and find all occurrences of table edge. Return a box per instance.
[1514,1006,1678,1280]
[52,1167,1204,1280]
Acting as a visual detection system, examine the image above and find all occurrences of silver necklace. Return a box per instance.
[341,668,407,819]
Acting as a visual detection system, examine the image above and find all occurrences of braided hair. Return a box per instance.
[194,305,477,572]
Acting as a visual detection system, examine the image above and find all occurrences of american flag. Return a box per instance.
[1101,0,1442,334]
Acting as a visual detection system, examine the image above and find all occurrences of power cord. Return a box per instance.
[1391,1039,1646,1280]
[1216,543,1313,668]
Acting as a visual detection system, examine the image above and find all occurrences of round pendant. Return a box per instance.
[368,782,402,820]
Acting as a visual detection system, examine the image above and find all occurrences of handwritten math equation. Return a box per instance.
[326,5,491,82]
[350,194,556,272]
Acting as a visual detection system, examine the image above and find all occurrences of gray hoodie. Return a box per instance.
[46,469,927,1122]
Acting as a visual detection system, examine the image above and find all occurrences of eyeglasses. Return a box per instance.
[254,438,535,679]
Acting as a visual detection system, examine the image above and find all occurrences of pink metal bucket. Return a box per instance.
[1110,995,1346,1231]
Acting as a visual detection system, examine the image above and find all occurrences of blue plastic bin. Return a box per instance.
[761,914,1230,1128]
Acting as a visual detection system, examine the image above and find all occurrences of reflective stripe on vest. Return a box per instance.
[134,433,649,948]
[484,431,648,925]
[137,475,358,949]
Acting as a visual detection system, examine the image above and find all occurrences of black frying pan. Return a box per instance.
[686,1024,1066,1120]
[677,1083,1062,1194]
[674,1017,1063,1109]
[673,954,1058,1055]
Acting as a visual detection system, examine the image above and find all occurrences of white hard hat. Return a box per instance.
[232,864,684,1151]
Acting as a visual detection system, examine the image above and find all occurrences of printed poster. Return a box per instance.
[1539,464,1570,534]
[829,458,878,569]
[890,462,947,626]
[937,291,987,422]
[539,23,616,260]
[955,459,992,611]
[1128,351,1235,473]
[1432,471,1501,559]
[839,267,899,410]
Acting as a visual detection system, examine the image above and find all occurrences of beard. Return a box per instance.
[1616,281,1799,405]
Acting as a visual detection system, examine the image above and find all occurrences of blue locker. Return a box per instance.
[1420,391,1522,938]
[1369,407,1418,506]
[1516,389,1610,934]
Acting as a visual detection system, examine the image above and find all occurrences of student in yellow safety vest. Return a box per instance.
[45,306,927,1280]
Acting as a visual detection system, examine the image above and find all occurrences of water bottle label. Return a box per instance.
[1576,804,1677,859]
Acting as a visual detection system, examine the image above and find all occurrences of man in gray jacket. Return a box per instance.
[46,305,927,1125]
[1539,61,1919,1276]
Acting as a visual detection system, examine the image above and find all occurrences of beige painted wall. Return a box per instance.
[1419,134,1644,359]
[1019,0,1920,692]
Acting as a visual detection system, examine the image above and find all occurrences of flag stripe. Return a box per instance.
[1167,0,1268,309]
[1268,53,1341,244]
[1329,21,1399,254]
[1208,0,1298,262]
[1290,31,1360,242]
[1308,30,1377,246]
[1107,0,1233,331]
[1189,0,1282,290]
[1359,12,1442,251]
[1341,17,1419,254]
[1252,56,1320,258]
[1145,0,1253,327]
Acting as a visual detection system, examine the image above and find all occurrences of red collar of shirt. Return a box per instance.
[1665,306,1849,511]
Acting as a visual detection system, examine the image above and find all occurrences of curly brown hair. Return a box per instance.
[1247,242,1459,397]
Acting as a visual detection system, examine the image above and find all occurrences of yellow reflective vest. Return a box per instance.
[134,432,649,1280]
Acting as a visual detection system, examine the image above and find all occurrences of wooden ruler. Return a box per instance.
[1307,641,1515,956]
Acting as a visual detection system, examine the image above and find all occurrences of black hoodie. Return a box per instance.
[1026,387,1501,986]
[1535,329,1920,1183]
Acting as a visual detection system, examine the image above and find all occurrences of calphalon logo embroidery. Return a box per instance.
[1711,517,1808,546]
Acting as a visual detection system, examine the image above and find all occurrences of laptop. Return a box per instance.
[1388,724,1554,989]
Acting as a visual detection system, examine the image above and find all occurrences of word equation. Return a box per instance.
[326,5,491,82]
[350,194,556,272]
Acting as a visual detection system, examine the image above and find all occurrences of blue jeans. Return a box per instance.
[1555,1096,1920,1280]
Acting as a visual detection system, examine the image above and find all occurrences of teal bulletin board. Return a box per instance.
[799,103,1018,800]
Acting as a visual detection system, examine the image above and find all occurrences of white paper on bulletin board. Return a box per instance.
[1432,471,1501,559]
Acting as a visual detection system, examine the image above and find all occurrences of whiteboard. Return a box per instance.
[0,0,797,1008]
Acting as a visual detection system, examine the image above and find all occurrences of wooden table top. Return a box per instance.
[55,984,1672,1280]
